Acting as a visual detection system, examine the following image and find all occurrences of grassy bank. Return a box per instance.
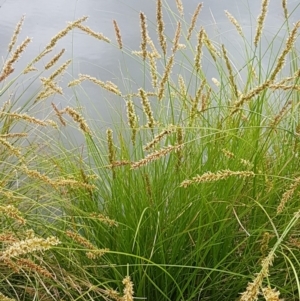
[0,0,300,300]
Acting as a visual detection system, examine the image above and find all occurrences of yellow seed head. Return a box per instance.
[158,54,174,101]
[44,48,65,69]
[131,145,183,169]
[0,236,60,259]
[8,15,25,52]
[140,12,148,60]
[126,98,138,145]
[181,169,254,188]
[222,44,239,98]
[64,106,91,134]
[277,177,300,214]
[175,0,184,17]
[0,37,31,82]
[194,27,205,74]
[254,0,270,47]
[172,22,181,53]
[187,3,203,40]
[122,276,134,301]
[139,88,155,129]
[75,23,110,43]
[225,10,244,37]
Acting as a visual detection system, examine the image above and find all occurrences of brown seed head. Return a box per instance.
[157,0,167,56]
[187,3,203,40]
[113,20,123,49]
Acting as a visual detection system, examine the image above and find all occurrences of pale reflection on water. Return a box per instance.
[0,0,299,133]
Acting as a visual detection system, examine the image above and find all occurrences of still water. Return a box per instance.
[0,0,299,130]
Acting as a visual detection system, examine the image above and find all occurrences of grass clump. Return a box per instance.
[0,0,300,300]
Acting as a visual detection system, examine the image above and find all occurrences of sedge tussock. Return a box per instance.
[75,23,110,43]
[0,205,26,225]
[180,169,254,187]
[254,0,270,47]
[262,286,283,301]
[63,106,91,134]
[71,74,122,96]
[156,0,167,56]
[126,98,138,145]
[24,16,88,72]
[0,138,21,157]
[16,258,53,279]
[113,20,123,49]
[172,22,181,53]
[122,276,134,301]
[194,27,205,74]
[139,88,156,129]
[175,0,184,17]
[143,125,175,151]
[0,292,16,301]
[240,252,274,301]
[140,12,148,61]
[0,37,31,82]
[269,100,292,128]
[51,102,66,126]
[222,44,239,99]
[282,0,288,19]
[90,213,118,227]
[187,3,203,40]
[158,54,174,101]
[0,236,60,260]
[8,15,25,52]
[131,144,183,169]
[225,10,244,37]
[277,177,300,214]
[44,48,65,69]
[269,21,300,82]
